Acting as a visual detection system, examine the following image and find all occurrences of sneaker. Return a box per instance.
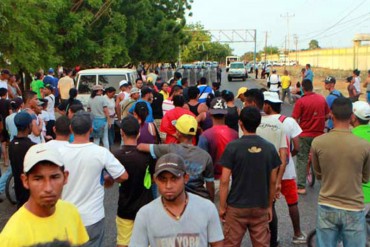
[292,233,307,244]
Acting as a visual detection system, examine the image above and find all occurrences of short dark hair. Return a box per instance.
[244,89,264,110]
[54,116,71,136]
[264,101,281,114]
[199,77,207,85]
[71,111,92,135]
[68,103,84,114]
[169,85,182,97]
[173,95,185,107]
[174,71,182,79]
[331,97,352,121]
[35,72,42,80]
[181,78,188,86]
[188,86,200,100]
[23,90,37,104]
[134,102,149,124]
[221,90,234,102]
[0,88,8,97]
[105,87,116,93]
[306,64,311,68]
[121,116,140,137]
[302,79,313,92]
[240,107,261,133]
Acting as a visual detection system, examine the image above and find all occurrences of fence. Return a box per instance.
[267,45,370,71]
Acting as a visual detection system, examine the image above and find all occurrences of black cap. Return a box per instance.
[154,153,186,177]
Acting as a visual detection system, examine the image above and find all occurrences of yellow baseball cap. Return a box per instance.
[236,87,248,99]
[175,114,198,136]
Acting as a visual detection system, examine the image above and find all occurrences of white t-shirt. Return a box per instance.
[44,140,69,150]
[59,143,126,226]
[354,77,361,93]
[257,114,287,152]
[162,99,174,116]
[0,80,8,89]
[273,115,302,180]
[130,193,224,247]
[45,94,56,121]
[104,95,115,117]
[268,74,280,92]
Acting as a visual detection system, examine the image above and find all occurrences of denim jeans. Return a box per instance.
[0,167,12,193]
[316,204,366,247]
[108,121,115,147]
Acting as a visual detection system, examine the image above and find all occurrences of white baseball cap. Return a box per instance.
[353,101,370,121]
[119,80,129,88]
[23,143,64,173]
[263,91,282,103]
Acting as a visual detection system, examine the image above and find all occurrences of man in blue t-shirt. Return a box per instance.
[128,87,154,123]
[304,64,314,82]
[197,77,214,104]
[43,68,59,104]
[324,76,343,130]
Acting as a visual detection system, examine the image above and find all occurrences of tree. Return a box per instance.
[241,52,260,62]
[181,23,233,62]
[263,46,279,55]
[309,40,320,50]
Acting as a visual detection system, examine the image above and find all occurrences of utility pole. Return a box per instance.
[294,34,298,63]
[264,31,268,63]
[281,12,295,63]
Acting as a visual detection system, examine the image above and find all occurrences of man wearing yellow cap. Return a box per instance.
[235,87,248,105]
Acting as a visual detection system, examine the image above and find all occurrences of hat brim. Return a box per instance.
[265,99,282,104]
[209,109,228,115]
[154,168,185,178]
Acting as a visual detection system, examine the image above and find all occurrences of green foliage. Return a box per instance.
[0,0,193,74]
[241,52,260,62]
[309,39,320,50]
[181,23,233,63]
[263,46,279,55]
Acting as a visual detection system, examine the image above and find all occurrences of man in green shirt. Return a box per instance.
[30,72,45,98]
[351,100,370,246]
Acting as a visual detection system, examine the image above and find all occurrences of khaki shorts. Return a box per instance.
[116,217,134,246]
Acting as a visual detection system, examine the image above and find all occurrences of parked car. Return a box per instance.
[227,62,248,81]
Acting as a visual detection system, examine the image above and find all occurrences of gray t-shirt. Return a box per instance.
[129,193,224,247]
[87,95,108,118]
[150,144,214,199]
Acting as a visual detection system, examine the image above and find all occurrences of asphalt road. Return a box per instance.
[0,70,320,247]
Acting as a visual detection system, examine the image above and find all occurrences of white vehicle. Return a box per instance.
[225,56,240,69]
[227,62,248,81]
[75,68,138,107]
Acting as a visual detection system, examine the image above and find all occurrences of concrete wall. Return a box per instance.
[267,45,370,70]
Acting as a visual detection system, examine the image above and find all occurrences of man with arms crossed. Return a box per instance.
[130,153,224,247]
[219,106,281,247]
[312,97,370,246]
[0,143,89,246]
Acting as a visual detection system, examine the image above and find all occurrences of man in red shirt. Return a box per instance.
[160,95,195,144]
[292,79,329,194]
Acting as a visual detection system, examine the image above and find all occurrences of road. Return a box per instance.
[0,71,320,246]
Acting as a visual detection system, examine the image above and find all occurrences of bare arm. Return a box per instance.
[206,181,215,202]
[137,143,151,153]
[114,171,129,183]
[291,136,300,157]
[275,148,287,198]
[219,167,231,222]
[31,118,43,136]
[198,103,208,114]
[115,94,123,121]
[103,107,111,126]
[269,167,278,222]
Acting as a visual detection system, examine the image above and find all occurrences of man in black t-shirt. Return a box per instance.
[9,112,35,208]
[112,116,154,247]
[219,107,281,247]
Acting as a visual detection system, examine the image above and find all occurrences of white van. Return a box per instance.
[75,68,138,107]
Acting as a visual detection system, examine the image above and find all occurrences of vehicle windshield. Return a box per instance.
[78,74,127,94]
[230,63,244,69]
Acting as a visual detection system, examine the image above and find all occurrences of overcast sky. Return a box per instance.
[186,0,370,56]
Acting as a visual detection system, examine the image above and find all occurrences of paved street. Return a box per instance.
[0,70,319,246]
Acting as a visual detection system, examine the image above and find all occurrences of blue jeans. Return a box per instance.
[108,121,115,147]
[316,204,366,247]
[0,167,12,193]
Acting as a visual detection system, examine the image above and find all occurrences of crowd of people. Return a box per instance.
[0,64,369,247]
